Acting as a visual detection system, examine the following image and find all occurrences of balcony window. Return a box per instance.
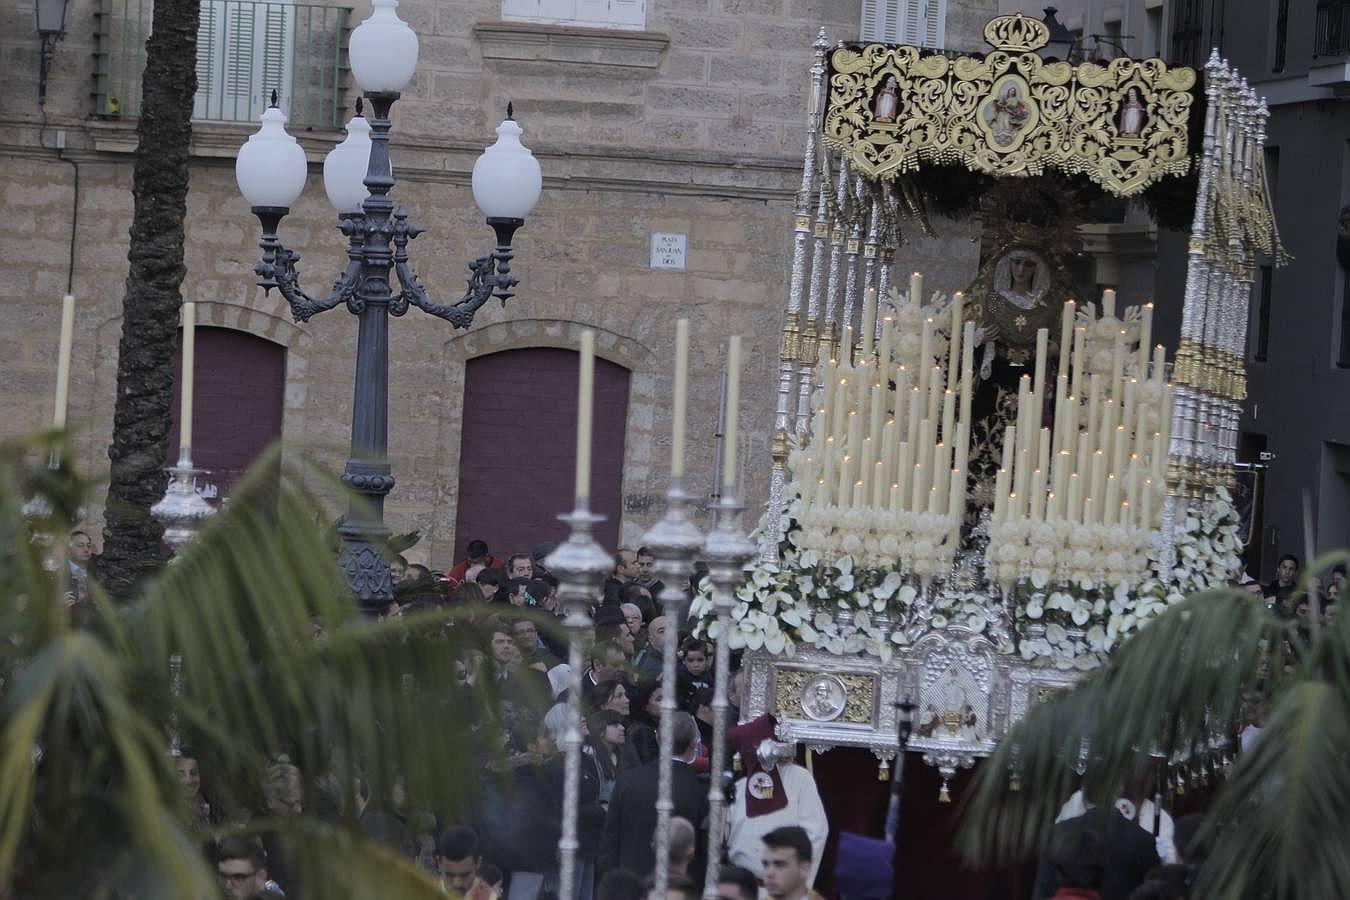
[95,0,351,129]
[501,0,646,30]
[860,0,947,49]
[1316,0,1350,56]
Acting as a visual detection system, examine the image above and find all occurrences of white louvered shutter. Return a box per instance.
[194,0,294,122]
[536,0,576,21]
[917,0,946,49]
[500,0,537,17]
[193,1,222,119]
[574,0,609,24]
[860,0,900,42]
[255,1,296,119]
[607,0,645,27]
[860,0,945,47]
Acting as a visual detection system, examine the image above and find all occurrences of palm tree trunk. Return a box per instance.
[100,0,201,600]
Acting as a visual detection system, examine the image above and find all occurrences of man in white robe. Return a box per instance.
[723,716,829,886]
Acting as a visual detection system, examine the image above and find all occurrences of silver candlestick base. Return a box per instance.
[700,488,757,900]
[641,478,708,900]
[152,456,216,553]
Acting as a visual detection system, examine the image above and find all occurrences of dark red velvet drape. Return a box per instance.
[807,747,1037,900]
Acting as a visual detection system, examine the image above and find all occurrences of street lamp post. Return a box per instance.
[234,0,542,613]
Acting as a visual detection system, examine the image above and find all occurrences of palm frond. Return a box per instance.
[961,569,1350,900]
[960,588,1288,864]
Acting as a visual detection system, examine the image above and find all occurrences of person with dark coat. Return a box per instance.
[1032,806,1160,900]
[597,712,709,884]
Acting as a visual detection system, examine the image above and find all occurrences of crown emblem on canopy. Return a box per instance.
[983,13,1050,52]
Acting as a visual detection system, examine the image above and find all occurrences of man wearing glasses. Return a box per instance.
[216,836,281,898]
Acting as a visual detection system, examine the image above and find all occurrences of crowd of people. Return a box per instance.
[64,526,1319,900]
[156,537,831,900]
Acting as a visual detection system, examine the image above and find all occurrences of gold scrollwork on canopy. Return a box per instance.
[822,19,1197,197]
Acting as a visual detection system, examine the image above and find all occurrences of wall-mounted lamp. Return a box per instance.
[35,0,71,106]
[1039,6,1076,62]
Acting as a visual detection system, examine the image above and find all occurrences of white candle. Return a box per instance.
[927,364,943,429]
[1141,477,1155,528]
[1137,302,1153,375]
[959,320,975,426]
[911,271,924,307]
[947,291,964,391]
[881,419,897,488]
[994,468,1010,522]
[672,319,689,477]
[1030,468,1046,521]
[1071,325,1087,399]
[1090,449,1106,520]
[947,466,964,522]
[722,335,741,490]
[1033,327,1049,399]
[53,294,75,429]
[1058,299,1076,377]
[1087,374,1101,455]
[878,318,893,385]
[869,382,885,456]
[831,376,848,441]
[897,441,913,506]
[179,300,196,453]
[918,318,933,399]
[941,390,955,446]
[1152,344,1167,386]
[838,447,852,507]
[861,287,878,356]
[1102,288,1117,320]
[575,330,595,501]
[1067,472,1082,524]
[1110,329,1126,403]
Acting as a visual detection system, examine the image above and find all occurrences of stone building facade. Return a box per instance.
[0,0,995,568]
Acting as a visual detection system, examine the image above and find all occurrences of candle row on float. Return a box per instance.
[992,291,1173,530]
[805,276,973,523]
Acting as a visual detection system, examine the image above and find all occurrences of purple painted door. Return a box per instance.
[453,347,630,562]
[167,326,287,501]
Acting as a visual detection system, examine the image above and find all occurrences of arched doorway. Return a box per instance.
[453,347,630,562]
[167,326,287,501]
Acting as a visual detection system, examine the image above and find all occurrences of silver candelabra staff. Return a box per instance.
[642,478,706,900]
[700,490,756,898]
[547,507,611,900]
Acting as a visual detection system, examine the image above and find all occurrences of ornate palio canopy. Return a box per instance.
[821,13,1197,197]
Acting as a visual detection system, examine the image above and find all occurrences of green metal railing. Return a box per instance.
[94,0,352,129]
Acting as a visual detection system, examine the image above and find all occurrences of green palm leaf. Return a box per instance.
[0,436,534,897]
[959,557,1350,900]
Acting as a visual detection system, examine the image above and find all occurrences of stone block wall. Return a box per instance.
[0,0,996,568]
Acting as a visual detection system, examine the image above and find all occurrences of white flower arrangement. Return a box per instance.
[1008,486,1244,669]
[690,523,925,663]
[719,479,1242,671]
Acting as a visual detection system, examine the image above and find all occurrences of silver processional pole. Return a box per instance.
[547,508,610,900]
[700,487,756,897]
[642,478,704,900]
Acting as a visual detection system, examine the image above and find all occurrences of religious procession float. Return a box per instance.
[691,12,1282,801]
